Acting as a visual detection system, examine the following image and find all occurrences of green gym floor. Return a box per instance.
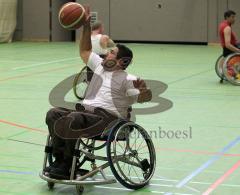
[0,42,239,195]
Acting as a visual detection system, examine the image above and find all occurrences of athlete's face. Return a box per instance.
[227,15,236,24]
[101,47,122,71]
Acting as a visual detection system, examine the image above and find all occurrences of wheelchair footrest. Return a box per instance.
[39,172,116,185]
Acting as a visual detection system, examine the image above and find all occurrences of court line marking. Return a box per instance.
[100,174,199,193]
[0,168,239,192]
[0,64,77,83]
[175,136,240,188]
[157,167,223,174]
[155,147,240,157]
[7,139,45,147]
[0,119,46,133]
[183,185,200,193]
[1,119,239,158]
[0,169,36,175]
[12,57,80,70]
[5,136,240,159]
[168,68,212,85]
[5,130,30,139]
[202,160,240,195]
[164,136,240,195]
[154,176,240,188]
[94,186,193,195]
[102,173,240,188]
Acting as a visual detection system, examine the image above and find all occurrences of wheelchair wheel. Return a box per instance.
[73,66,89,100]
[223,53,240,86]
[106,121,156,190]
[215,55,226,81]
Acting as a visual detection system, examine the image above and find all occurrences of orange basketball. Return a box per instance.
[58,2,86,30]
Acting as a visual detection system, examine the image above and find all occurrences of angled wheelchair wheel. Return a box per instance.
[223,53,240,86]
[106,121,156,190]
[215,55,226,81]
[73,66,89,100]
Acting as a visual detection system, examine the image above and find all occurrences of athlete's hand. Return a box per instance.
[133,78,152,103]
[133,78,147,91]
[83,5,91,26]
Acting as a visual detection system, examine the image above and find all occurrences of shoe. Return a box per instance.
[49,162,71,180]
[75,169,89,177]
[43,159,62,173]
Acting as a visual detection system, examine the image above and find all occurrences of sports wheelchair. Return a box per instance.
[215,53,240,85]
[39,120,156,193]
[40,66,156,194]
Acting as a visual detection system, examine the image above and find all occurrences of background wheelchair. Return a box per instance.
[40,66,156,194]
[215,53,240,85]
[73,66,92,100]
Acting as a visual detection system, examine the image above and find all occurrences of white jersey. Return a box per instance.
[91,34,108,55]
[83,52,140,119]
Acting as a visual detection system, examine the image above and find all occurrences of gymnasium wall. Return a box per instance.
[13,0,240,44]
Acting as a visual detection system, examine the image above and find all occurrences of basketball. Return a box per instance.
[58,2,86,30]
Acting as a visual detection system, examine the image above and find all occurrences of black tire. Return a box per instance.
[215,55,226,80]
[223,53,240,86]
[106,121,156,190]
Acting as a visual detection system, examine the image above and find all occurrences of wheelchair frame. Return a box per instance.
[39,120,156,194]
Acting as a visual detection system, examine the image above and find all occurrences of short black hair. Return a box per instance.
[224,10,236,19]
[116,44,133,69]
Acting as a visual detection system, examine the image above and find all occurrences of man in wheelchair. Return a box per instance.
[45,6,152,180]
[219,10,240,57]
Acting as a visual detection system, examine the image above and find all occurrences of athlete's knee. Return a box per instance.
[45,108,62,125]
[65,112,86,130]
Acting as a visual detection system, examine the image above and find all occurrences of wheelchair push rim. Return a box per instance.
[223,53,240,86]
[107,121,156,190]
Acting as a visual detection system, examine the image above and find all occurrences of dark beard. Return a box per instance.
[101,59,117,71]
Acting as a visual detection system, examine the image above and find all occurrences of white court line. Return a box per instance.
[94,186,132,191]
[150,184,174,187]
[156,166,223,174]
[12,57,80,70]
[155,175,240,188]
[184,185,200,193]
[94,186,193,195]
[100,174,240,188]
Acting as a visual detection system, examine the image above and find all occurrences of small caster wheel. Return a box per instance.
[76,185,84,194]
[220,79,223,83]
[47,182,54,190]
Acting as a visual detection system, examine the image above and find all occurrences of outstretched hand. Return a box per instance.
[133,78,147,91]
[133,78,152,103]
